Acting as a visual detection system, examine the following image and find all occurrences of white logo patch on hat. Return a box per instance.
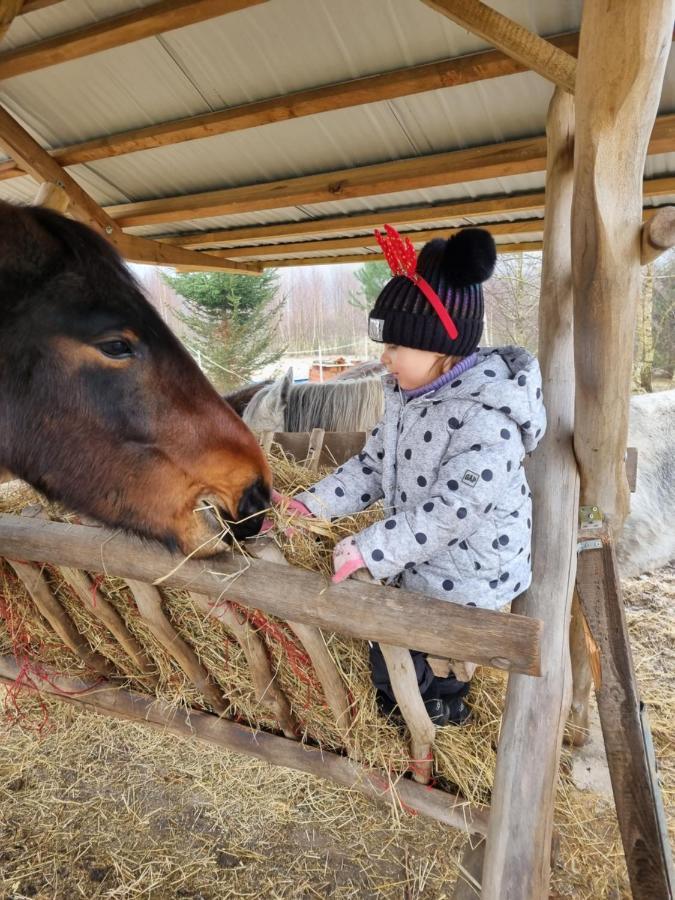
[369,318,385,342]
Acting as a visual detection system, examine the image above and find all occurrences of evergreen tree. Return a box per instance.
[164,269,284,390]
[349,261,391,312]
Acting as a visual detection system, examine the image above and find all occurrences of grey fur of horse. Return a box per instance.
[242,368,384,433]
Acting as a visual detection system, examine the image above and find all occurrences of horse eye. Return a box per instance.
[97,339,134,359]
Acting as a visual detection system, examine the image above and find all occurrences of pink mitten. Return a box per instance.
[261,489,315,534]
[331,537,366,584]
[272,489,313,517]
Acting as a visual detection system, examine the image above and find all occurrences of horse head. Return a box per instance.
[0,202,271,557]
[242,367,294,432]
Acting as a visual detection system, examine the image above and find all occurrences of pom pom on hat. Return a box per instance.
[443,228,497,286]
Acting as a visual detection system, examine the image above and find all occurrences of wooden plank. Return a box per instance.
[262,242,544,268]
[0,515,543,675]
[0,32,580,179]
[20,0,63,13]
[211,218,544,259]
[482,88,578,899]
[0,653,490,835]
[0,103,259,273]
[572,0,673,529]
[33,180,69,212]
[575,527,674,898]
[0,1,23,42]
[142,177,675,248]
[0,0,268,80]
[105,115,675,228]
[6,559,116,678]
[421,0,576,93]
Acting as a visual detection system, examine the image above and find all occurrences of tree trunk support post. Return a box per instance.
[571,1,674,896]
[481,86,578,898]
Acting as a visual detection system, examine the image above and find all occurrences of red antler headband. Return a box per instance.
[375,224,459,341]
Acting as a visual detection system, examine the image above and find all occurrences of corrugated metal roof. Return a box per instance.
[0,0,672,265]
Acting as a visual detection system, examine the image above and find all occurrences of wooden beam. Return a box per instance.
[211,219,544,259]
[33,180,69,212]
[262,242,544,268]
[106,115,675,228]
[0,1,23,41]
[0,0,269,81]
[20,0,63,12]
[572,0,673,530]
[0,654,490,835]
[156,177,675,249]
[483,87,578,898]
[641,205,675,264]
[0,102,259,273]
[576,527,674,898]
[0,32,580,179]
[0,515,543,675]
[420,0,576,93]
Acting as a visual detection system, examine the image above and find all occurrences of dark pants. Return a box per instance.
[369,643,468,707]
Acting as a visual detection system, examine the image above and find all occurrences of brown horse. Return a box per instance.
[0,202,271,556]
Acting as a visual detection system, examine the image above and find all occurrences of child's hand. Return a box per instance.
[261,489,314,535]
[331,537,366,584]
[271,489,313,518]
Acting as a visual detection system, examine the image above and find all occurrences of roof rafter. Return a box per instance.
[0,0,269,81]
[0,32,580,180]
[1,1,23,42]
[210,219,544,259]
[0,103,259,273]
[263,241,545,268]
[155,176,675,249]
[420,0,576,92]
[105,114,675,229]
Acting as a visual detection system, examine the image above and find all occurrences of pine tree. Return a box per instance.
[349,261,391,312]
[164,270,284,390]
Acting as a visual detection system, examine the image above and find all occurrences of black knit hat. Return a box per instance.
[368,228,496,356]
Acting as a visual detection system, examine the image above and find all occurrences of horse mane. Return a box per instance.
[284,377,384,432]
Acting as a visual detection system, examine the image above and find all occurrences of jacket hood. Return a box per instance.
[385,345,546,453]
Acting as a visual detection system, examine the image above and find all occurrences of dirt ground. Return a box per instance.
[0,566,673,899]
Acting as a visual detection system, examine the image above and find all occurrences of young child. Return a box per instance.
[279,227,546,726]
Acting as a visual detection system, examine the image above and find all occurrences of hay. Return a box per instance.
[0,471,673,897]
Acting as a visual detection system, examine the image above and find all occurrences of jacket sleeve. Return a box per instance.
[294,423,385,518]
[355,406,524,580]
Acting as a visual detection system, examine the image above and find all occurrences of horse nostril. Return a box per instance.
[231,478,271,541]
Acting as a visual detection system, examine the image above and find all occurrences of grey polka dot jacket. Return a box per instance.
[295,346,547,611]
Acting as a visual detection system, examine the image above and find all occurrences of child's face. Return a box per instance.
[380,344,451,390]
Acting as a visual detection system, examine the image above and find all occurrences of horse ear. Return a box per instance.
[280,367,294,405]
[0,201,62,279]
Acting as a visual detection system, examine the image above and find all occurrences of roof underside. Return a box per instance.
[0,0,673,268]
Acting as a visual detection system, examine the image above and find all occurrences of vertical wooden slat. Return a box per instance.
[576,528,674,897]
[482,86,578,898]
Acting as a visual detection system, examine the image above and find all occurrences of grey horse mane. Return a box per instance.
[243,372,384,433]
[284,378,384,432]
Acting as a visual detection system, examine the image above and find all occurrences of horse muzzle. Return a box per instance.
[230,477,270,542]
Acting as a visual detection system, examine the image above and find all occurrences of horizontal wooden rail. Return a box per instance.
[0,515,542,675]
[0,654,489,835]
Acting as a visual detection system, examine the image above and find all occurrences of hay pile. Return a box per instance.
[0,459,673,897]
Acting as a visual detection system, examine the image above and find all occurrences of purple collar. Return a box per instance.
[402,353,479,400]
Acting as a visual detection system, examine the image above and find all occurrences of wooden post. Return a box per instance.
[482,87,578,898]
[572,0,673,530]
[571,3,675,895]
